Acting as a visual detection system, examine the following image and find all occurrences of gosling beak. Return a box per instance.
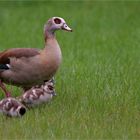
[52,92,57,96]
[62,23,72,32]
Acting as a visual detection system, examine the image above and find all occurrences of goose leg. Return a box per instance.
[0,80,11,97]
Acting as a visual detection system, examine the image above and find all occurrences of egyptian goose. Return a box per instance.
[18,78,56,108]
[0,97,26,117]
[0,17,72,97]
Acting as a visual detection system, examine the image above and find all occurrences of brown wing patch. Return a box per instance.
[0,48,40,64]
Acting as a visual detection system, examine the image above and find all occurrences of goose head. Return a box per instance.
[44,17,72,38]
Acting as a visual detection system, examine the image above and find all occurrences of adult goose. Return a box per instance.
[0,17,72,97]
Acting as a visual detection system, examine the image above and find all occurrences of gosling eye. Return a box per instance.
[48,85,54,90]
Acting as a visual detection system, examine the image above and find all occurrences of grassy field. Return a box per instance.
[0,1,140,139]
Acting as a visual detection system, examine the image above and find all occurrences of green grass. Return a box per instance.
[0,1,140,139]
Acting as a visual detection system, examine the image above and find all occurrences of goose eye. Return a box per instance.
[54,18,61,24]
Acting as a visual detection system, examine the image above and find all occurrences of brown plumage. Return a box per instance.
[0,17,72,97]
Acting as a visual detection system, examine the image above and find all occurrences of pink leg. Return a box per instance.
[0,80,11,97]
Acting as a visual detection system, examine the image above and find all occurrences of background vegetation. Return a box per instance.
[0,1,140,139]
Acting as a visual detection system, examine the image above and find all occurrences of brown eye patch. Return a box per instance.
[54,18,61,24]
